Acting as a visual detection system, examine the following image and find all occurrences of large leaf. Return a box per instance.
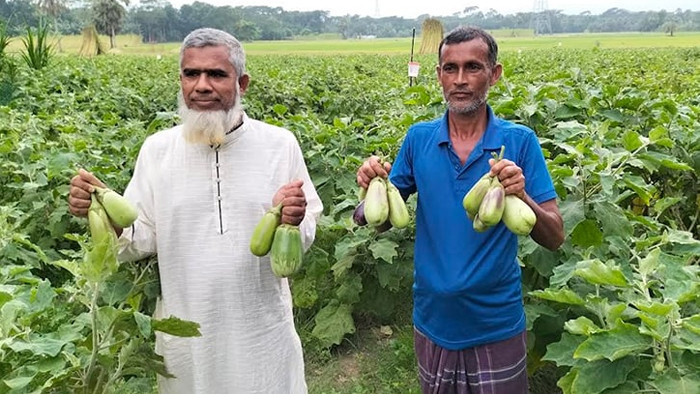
[312,301,356,347]
[565,316,601,336]
[570,357,638,394]
[530,288,585,305]
[559,197,586,237]
[651,369,700,394]
[152,316,201,338]
[369,237,398,264]
[336,272,362,304]
[574,259,628,287]
[7,335,66,357]
[570,219,603,248]
[574,321,652,361]
[543,332,585,367]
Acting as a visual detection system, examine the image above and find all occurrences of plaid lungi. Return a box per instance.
[414,328,528,394]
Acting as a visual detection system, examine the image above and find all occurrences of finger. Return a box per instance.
[369,157,389,179]
[78,169,106,189]
[357,174,370,189]
[68,195,91,217]
[282,205,306,217]
[281,196,307,208]
[70,184,92,201]
[285,179,303,189]
[383,162,392,173]
[69,205,89,217]
[281,186,305,199]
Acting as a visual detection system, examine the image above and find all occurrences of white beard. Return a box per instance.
[178,85,244,146]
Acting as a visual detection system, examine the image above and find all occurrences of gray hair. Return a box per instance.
[180,28,246,79]
[438,26,498,67]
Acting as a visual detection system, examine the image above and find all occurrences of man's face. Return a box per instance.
[178,45,249,145]
[180,45,242,111]
[436,39,502,115]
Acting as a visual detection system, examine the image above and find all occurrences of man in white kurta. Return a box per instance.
[117,113,322,393]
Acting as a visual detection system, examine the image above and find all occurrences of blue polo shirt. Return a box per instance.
[389,106,557,350]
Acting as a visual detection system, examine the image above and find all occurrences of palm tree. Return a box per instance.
[92,0,130,49]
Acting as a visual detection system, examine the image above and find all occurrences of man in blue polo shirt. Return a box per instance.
[357,26,564,393]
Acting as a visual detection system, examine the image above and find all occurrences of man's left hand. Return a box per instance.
[489,159,525,199]
[272,180,306,226]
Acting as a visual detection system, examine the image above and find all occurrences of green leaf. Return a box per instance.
[593,201,632,238]
[524,303,559,331]
[648,126,674,148]
[571,357,638,394]
[134,311,151,338]
[570,220,603,248]
[651,369,700,394]
[312,301,356,347]
[152,316,201,338]
[3,375,35,390]
[336,273,362,304]
[622,174,654,205]
[638,248,661,277]
[557,369,576,393]
[634,301,673,316]
[291,275,318,308]
[559,198,586,237]
[574,259,628,287]
[574,321,652,361]
[369,238,398,264]
[565,317,601,336]
[530,288,585,305]
[7,335,66,357]
[599,109,625,123]
[638,151,694,172]
[676,323,700,352]
[621,129,643,151]
[272,104,288,116]
[543,332,585,367]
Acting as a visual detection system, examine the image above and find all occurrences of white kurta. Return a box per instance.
[117,114,322,394]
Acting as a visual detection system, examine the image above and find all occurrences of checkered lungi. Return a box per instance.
[414,328,528,394]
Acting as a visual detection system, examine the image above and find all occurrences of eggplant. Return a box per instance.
[353,200,368,226]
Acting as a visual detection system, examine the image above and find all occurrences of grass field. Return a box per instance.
[4,31,700,57]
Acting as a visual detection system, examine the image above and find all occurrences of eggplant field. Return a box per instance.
[1,45,699,393]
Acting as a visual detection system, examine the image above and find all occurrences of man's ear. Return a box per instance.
[490,63,503,86]
[238,74,250,95]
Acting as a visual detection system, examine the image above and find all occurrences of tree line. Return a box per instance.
[1,0,699,46]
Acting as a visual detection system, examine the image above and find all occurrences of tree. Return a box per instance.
[36,0,67,51]
[92,0,129,49]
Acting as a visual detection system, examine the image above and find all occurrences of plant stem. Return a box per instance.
[84,281,101,391]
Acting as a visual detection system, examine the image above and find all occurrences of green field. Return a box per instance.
[1,29,699,393]
[5,31,700,57]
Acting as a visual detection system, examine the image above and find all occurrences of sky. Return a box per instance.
[163,0,698,19]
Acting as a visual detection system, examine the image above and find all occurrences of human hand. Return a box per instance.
[356,156,392,190]
[272,180,306,226]
[68,169,107,217]
[489,158,525,199]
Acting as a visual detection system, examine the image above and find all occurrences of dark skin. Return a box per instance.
[357,39,564,251]
[69,44,307,233]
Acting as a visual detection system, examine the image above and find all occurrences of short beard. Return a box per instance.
[178,84,244,146]
[446,92,487,116]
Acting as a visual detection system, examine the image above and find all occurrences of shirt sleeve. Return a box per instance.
[520,131,557,204]
[290,140,323,252]
[117,139,157,262]
[389,129,417,200]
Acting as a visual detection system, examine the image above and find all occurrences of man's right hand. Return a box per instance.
[68,169,106,217]
[356,156,392,190]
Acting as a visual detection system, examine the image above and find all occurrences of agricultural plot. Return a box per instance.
[0,46,698,393]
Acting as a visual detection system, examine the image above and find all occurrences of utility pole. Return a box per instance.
[532,0,552,35]
[374,0,380,18]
